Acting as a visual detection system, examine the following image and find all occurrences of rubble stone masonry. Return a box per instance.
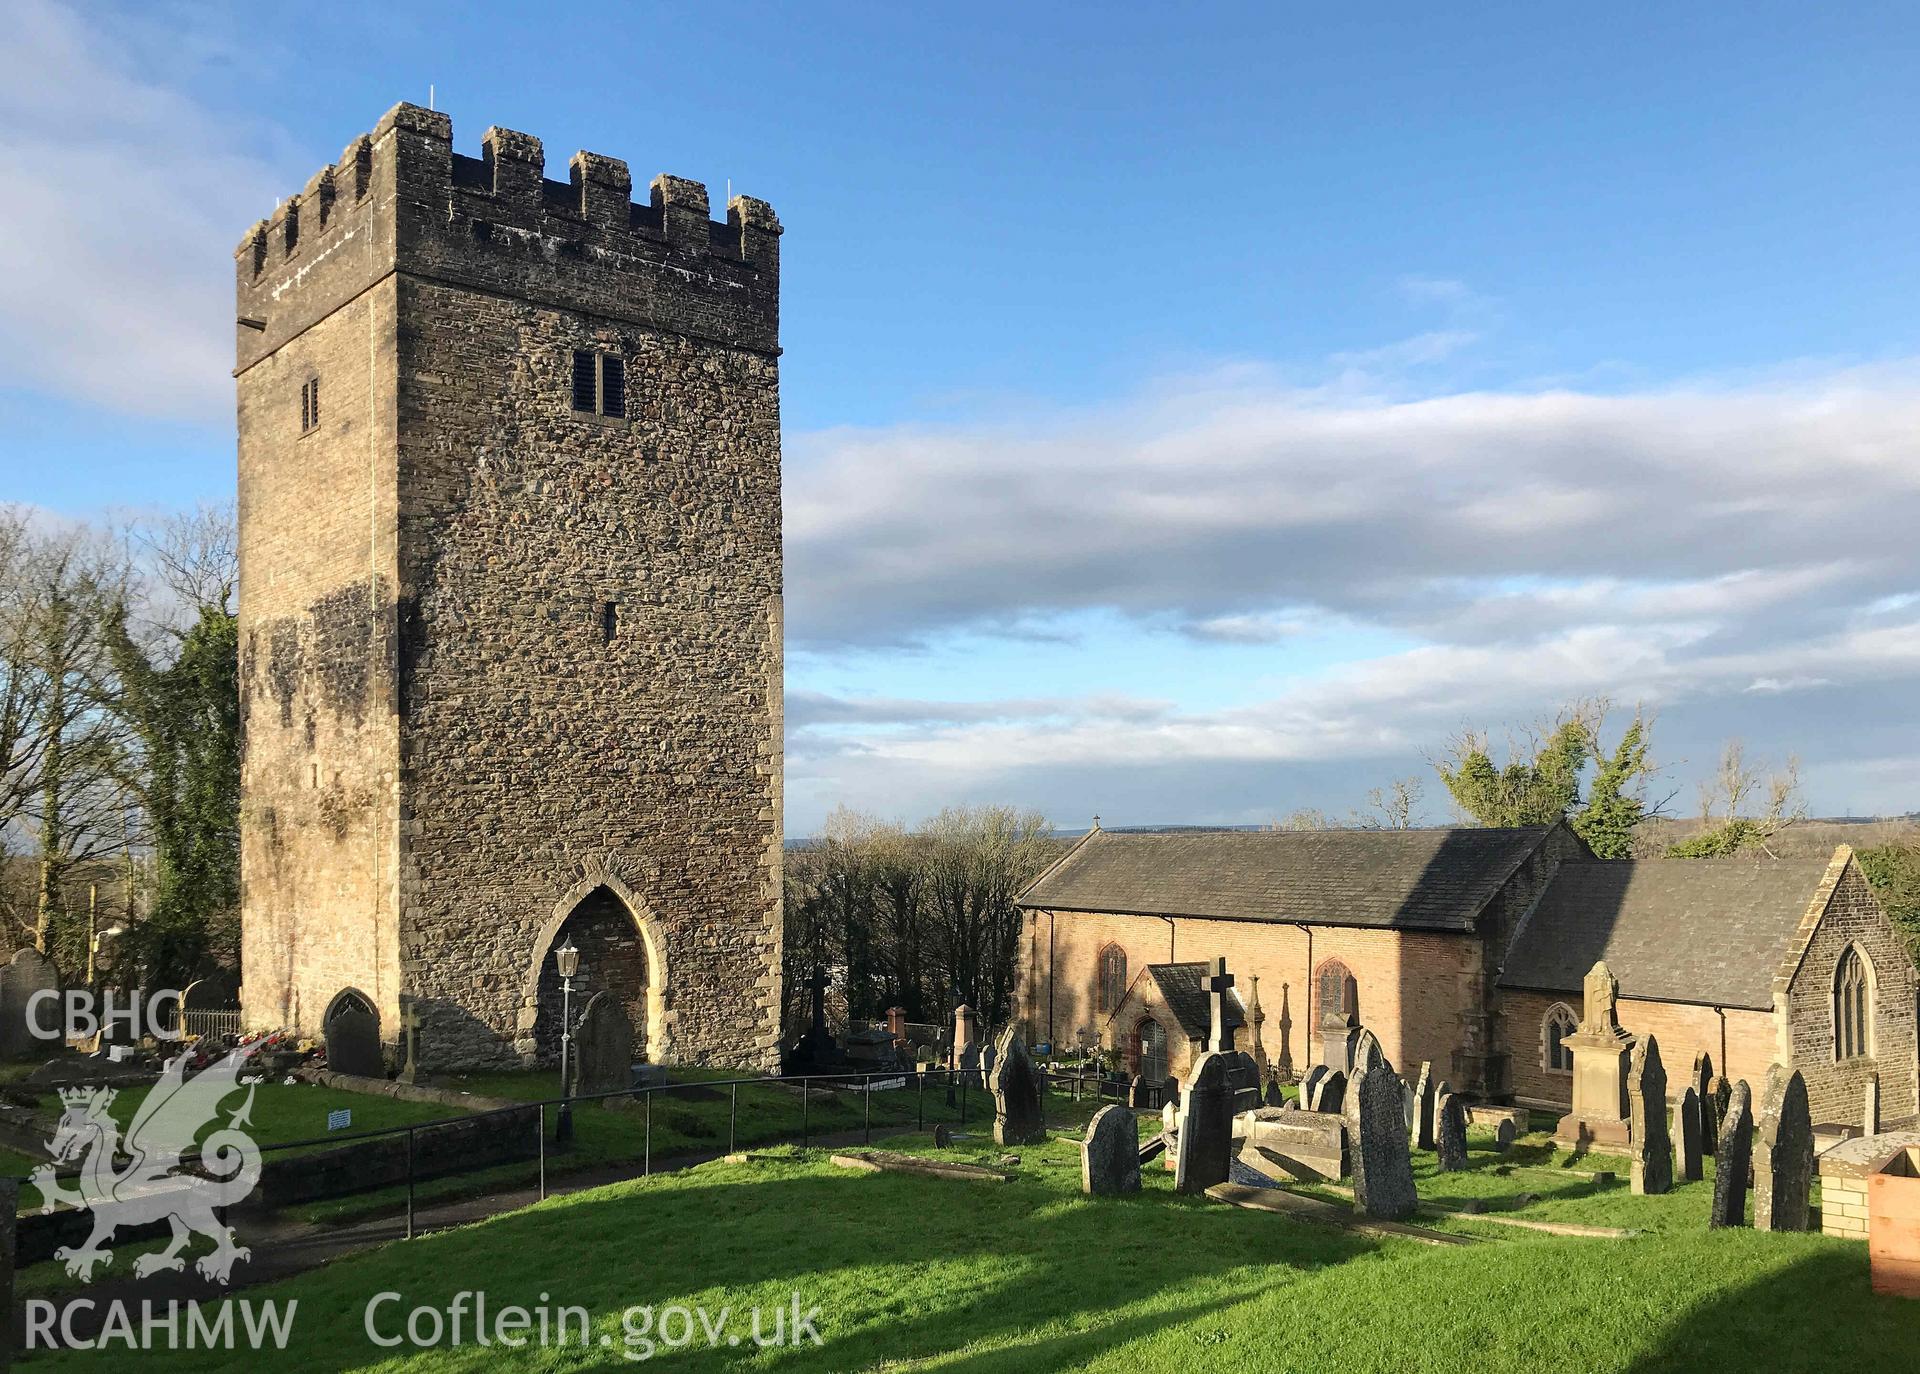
[236,103,784,1070]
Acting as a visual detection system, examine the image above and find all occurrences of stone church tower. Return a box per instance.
[233,103,783,1070]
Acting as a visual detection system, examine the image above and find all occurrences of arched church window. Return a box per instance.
[1544,1003,1578,1073]
[1097,945,1128,1014]
[1317,958,1355,1024]
[1835,946,1872,1061]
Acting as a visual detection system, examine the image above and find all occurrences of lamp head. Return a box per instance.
[555,939,580,979]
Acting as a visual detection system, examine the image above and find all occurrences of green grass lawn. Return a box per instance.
[285,1067,1022,1225]
[32,1123,1914,1373]
[32,1078,466,1158]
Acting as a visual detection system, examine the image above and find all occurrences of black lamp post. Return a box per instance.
[556,938,580,1144]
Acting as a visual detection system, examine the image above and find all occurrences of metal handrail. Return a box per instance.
[11,1063,1106,1249]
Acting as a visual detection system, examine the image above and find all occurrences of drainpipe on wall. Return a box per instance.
[1160,916,1176,963]
[1715,1006,1727,1079]
[1295,922,1314,1069]
[1046,911,1056,1047]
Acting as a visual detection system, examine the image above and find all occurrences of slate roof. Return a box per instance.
[1018,826,1555,932]
[1498,855,1838,1011]
[1146,963,1246,1043]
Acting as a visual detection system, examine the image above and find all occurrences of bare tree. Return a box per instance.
[1359,776,1423,829]
[1667,739,1806,858]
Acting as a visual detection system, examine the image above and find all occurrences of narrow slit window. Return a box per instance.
[601,601,619,643]
[300,378,321,434]
[572,350,598,412]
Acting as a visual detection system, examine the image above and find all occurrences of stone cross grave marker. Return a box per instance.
[1628,1033,1672,1196]
[988,1028,1046,1146]
[1709,1080,1754,1228]
[0,949,60,1060]
[1754,1064,1813,1232]
[1344,1063,1419,1219]
[572,990,634,1098]
[325,1006,383,1079]
[1205,957,1236,1053]
[1674,1086,1703,1183]
[1413,1062,1437,1150]
[1081,1104,1141,1195]
[1435,1090,1469,1172]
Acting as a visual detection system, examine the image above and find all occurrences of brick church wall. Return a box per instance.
[237,104,784,1070]
[1023,908,1479,1084]
[1503,988,1777,1109]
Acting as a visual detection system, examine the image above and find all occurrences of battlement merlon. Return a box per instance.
[234,102,781,373]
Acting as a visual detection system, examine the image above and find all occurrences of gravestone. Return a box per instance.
[1352,1027,1389,1075]
[1435,1091,1469,1172]
[1173,1049,1237,1194]
[1710,1076,1731,1156]
[1241,1107,1347,1182]
[1709,1080,1754,1228]
[1263,1079,1286,1109]
[988,1029,1046,1145]
[1319,970,1361,1074]
[1300,1064,1327,1108]
[571,991,634,1098]
[1628,1034,1672,1196]
[1554,960,1634,1150]
[1343,1063,1419,1219]
[1246,975,1271,1087]
[1129,1074,1155,1109]
[1700,1074,1721,1157]
[1754,1064,1813,1232]
[932,1123,953,1148]
[1674,1086,1703,1182]
[787,968,842,1074]
[954,1005,981,1084]
[324,1006,383,1079]
[1081,1104,1141,1195]
[1865,1072,1882,1136]
[1493,1118,1517,1153]
[1275,980,1295,1080]
[1413,1062,1437,1150]
[1691,1052,1714,1121]
[0,949,61,1059]
[1310,1070,1347,1117]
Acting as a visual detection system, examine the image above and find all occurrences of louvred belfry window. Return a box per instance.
[572,349,628,418]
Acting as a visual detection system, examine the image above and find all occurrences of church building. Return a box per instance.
[1017,825,1917,1127]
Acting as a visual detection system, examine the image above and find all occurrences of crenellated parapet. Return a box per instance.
[235,102,781,373]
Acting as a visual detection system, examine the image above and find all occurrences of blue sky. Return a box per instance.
[4,1,1919,834]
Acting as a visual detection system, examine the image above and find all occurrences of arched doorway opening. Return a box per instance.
[323,987,376,1028]
[1137,1017,1168,1085]
[532,885,653,1066]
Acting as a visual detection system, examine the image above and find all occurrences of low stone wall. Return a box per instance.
[298,1069,524,1114]
[256,1105,542,1207]
[1818,1129,1920,1239]
[1239,1107,1347,1182]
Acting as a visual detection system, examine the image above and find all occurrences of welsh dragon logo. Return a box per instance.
[31,1045,263,1283]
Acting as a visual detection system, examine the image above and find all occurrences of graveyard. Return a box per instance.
[29,1110,1919,1373]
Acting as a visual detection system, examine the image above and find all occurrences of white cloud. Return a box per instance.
[0,1,284,420]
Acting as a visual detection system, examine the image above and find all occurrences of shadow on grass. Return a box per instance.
[47,1145,1384,1374]
[1623,1242,1908,1372]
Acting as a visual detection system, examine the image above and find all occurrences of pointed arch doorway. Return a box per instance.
[526,880,668,1067]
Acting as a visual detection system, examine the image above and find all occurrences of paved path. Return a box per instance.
[12,1121,933,1345]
